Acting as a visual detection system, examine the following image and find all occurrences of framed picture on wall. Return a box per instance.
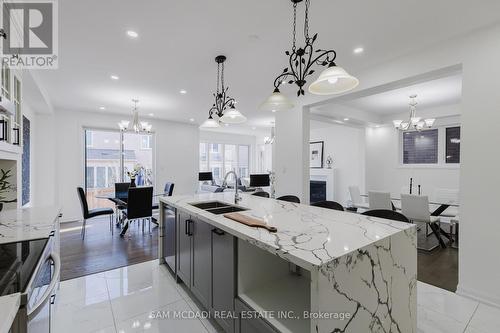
[310,141,324,168]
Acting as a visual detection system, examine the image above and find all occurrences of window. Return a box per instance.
[140,135,152,149]
[1,63,10,100]
[84,129,154,209]
[85,131,93,147]
[446,126,461,163]
[402,129,438,164]
[199,142,251,184]
[96,167,106,187]
[86,167,95,188]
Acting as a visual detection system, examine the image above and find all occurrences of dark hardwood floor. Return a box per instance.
[60,216,158,281]
[60,216,458,293]
[417,226,458,292]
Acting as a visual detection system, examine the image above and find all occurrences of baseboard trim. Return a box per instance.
[456,284,500,309]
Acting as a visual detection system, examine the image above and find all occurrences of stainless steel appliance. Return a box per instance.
[0,233,60,333]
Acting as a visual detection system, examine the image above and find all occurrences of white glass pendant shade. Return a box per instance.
[393,120,403,129]
[424,118,436,128]
[259,88,294,112]
[308,65,359,95]
[219,107,247,124]
[118,120,130,131]
[200,116,220,128]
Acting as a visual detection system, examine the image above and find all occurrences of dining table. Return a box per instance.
[96,190,167,236]
[360,194,459,248]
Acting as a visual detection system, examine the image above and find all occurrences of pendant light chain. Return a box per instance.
[221,62,225,92]
[304,0,310,42]
[216,62,220,94]
[292,2,297,51]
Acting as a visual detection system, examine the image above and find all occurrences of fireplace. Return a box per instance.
[310,180,326,203]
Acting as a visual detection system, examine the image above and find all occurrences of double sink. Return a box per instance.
[189,201,248,215]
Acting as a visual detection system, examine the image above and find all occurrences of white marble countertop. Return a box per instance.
[0,206,61,244]
[161,192,415,270]
[0,293,20,333]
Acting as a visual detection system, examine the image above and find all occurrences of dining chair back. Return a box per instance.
[368,191,393,210]
[277,195,301,203]
[77,187,90,218]
[77,187,114,239]
[311,200,344,211]
[252,191,270,198]
[164,182,175,196]
[115,182,130,201]
[362,209,410,223]
[349,186,362,203]
[127,187,154,220]
[401,194,432,222]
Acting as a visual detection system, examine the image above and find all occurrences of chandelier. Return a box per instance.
[393,95,435,131]
[260,0,359,112]
[118,99,152,133]
[200,55,246,128]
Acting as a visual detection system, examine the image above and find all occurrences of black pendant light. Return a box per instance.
[200,55,246,128]
[260,0,359,112]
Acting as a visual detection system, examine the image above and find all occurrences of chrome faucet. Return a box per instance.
[222,170,242,204]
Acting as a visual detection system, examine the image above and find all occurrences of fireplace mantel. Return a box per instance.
[310,168,334,201]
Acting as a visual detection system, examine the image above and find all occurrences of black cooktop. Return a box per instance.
[0,238,48,296]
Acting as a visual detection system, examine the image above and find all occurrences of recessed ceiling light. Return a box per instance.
[353,47,364,54]
[189,118,195,122]
[126,30,138,38]
[148,113,154,117]
[180,90,187,94]
[252,126,256,130]
[99,106,106,110]
[343,118,349,121]
[110,75,119,80]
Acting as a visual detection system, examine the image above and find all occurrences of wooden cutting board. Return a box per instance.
[223,212,277,233]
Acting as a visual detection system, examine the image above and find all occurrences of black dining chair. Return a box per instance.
[362,209,410,223]
[120,186,154,237]
[77,187,114,240]
[276,195,301,203]
[311,200,344,211]
[111,182,130,224]
[252,191,270,198]
[152,182,175,210]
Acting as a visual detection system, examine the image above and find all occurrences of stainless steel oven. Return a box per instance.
[1,234,60,333]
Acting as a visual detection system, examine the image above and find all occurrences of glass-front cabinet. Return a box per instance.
[0,63,22,147]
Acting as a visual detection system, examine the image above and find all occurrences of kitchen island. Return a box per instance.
[159,192,416,333]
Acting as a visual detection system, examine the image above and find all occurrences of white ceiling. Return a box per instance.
[34,0,500,132]
[339,74,462,115]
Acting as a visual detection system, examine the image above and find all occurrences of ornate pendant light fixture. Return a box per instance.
[393,95,435,131]
[200,55,246,128]
[260,0,359,112]
[118,99,152,133]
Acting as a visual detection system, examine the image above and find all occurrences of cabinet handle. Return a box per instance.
[185,219,189,235]
[188,220,194,236]
[212,228,225,236]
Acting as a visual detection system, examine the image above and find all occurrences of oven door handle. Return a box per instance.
[27,252,61,319]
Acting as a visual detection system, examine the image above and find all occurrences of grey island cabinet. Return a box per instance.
[159,192,417,333]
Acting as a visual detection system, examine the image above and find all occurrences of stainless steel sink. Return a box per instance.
[189,201,248,215]
[189,201,231,210]
[205,206,248,215]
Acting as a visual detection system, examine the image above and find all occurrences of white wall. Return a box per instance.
[309,121,365,205]
[34,110,199,222]
[365,124,460,198]
[274,107,309,201]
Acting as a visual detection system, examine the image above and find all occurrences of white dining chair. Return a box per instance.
[433,188,459,217]
[348,186,369,210]
[368,191,393,210]
[401,194,444,251]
